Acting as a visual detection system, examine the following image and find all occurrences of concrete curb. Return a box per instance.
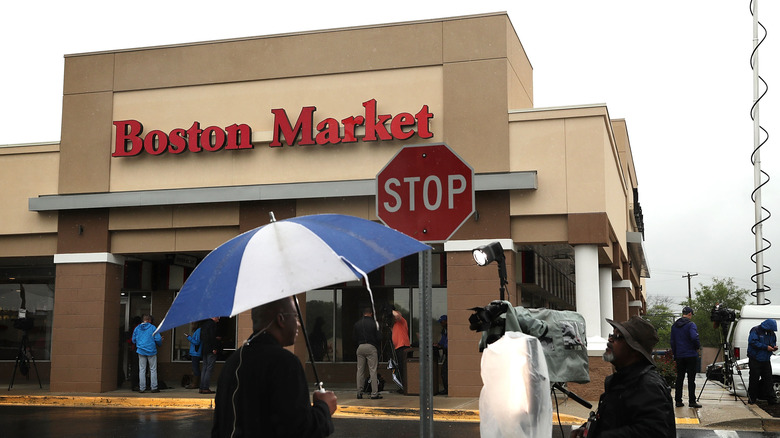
[0,394,590,425]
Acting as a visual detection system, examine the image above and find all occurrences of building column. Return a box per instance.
[50,252,124,392]
[574,245,600,340]
[599,266,614,338]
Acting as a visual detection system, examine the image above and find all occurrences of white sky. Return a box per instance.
[2,1,779,305]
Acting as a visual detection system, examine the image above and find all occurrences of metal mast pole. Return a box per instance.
[752,0,766,304]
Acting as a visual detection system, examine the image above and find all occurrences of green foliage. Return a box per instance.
[685,277,749,348]
[646,295,676,350]
[655,350,677,386]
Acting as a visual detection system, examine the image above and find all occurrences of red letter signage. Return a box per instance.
[113,100,434,157]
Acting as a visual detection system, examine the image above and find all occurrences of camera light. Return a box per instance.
[473,242,504,266]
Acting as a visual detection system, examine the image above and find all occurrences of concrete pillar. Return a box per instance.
[599,267,614,338]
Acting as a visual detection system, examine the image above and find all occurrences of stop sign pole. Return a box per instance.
[376,144,474,438]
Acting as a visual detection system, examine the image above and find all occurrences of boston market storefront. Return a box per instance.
[0,13,647,399]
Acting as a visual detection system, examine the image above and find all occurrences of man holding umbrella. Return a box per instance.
[212,297,337,437]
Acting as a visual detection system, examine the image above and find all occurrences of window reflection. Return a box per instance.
[304,252,446,363]
[0,283,54,361]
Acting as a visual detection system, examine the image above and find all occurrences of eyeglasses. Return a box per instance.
[608,333,625,342]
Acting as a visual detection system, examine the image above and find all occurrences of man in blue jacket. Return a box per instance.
[132,314,163,393]
[670,306,701,408]
[747,318,778,404]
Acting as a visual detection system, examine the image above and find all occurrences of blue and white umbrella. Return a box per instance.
[156,214,431,334]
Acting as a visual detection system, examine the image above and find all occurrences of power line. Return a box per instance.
[682,272,698,305]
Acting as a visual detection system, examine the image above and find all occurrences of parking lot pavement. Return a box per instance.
[3,374,780,432]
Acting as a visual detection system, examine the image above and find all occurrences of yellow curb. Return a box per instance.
[0,395,213,410]
[335,406,479,422]
[675,417,700,425]
[335,406,588,425]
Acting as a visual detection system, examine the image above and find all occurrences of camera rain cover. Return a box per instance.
[525,307,590,384]
[479,331,552,438]
[476,302,590,384]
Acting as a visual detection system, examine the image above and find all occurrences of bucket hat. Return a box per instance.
[606,316,658,364]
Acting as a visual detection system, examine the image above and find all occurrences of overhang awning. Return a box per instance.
[29,171,537,212]
[627,231,650,278]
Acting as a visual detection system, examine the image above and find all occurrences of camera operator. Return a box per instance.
[747,318,779,405]
[670,306,701,408]
[570,317,675,438]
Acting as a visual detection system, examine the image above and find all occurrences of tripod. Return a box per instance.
[8,331,42,390]
[697,323,746,404]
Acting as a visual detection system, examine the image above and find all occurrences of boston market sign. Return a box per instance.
[112,99,433,157]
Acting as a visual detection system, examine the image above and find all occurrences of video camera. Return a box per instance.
[468,301,509,346]
[710,303,736,328]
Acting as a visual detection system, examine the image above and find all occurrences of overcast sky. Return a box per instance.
[2,1,779,306]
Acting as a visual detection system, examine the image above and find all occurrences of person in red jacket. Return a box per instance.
[391,307,410,393]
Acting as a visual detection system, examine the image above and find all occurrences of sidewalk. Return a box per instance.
[1,374,778,431]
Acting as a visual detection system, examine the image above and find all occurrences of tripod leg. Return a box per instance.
[8,344,24,391]
[28,351,42,389]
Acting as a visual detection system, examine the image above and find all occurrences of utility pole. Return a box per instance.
[682,272,698,306]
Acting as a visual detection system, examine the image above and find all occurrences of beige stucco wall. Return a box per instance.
[57,13,529,198]
[109,68,444,191]
[0,144,59,243]
[507,107,632,251]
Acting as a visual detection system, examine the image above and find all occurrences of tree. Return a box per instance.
[646,295,676,349]
[685,277,749,348]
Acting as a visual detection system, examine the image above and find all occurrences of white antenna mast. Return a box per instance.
[751,0,771,304]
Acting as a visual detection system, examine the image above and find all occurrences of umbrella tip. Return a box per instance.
[269,211,277,222]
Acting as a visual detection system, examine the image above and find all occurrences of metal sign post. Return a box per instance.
[418,249,434,438]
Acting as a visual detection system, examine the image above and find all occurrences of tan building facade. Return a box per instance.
[0,13,647,398]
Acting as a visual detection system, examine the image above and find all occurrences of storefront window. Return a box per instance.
[304,252,447,363]
[0,283,54,361]
[304,289,336,362]
[171,316,237,362]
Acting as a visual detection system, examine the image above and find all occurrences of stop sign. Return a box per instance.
[376,144,475,242]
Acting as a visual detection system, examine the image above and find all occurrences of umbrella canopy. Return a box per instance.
[156,214,431,333]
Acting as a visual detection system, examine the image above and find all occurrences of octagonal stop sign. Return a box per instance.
[376,144,475,242]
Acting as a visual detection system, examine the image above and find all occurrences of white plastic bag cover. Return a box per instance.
[479,331,552,438]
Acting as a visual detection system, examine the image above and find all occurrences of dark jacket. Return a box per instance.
[353,316,380,349]
[748,319,778,362]
[212,332,333,438]
[670,317,700,359]
[590,362,676,438]
[200,319,220,357]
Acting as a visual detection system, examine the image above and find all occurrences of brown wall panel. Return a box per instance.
[239,200,297,232]
[443,15,508,63]
[452,191,510,241]
[57,209,110,253]
[50,262,121,392]
[63,53,115,95]
[59,92,113,194]
[568,212,610,246]
[0,234,57,256]
[443,59,509,173]
[113,22,444,91]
